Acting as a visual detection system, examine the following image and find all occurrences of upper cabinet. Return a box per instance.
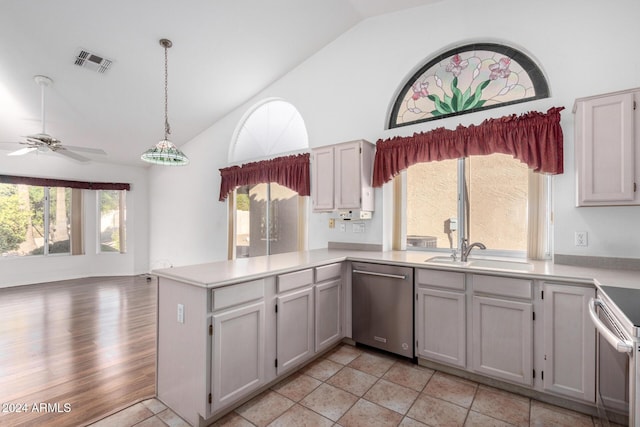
[311,140,375,212]
[573,88,640,206]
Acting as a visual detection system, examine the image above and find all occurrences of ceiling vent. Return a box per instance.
[74,49,113,73]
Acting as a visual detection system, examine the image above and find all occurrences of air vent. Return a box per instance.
[74,49,113,73]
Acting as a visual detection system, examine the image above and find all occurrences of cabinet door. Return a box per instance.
[312,146,335,211]
[315,278,342,353]
[542,284,595,402]
[334,142,361,209]
[276,287,314,373]
[576,92,636,205]
[472,296,533,386]
[211,301,265,410]
[416,287,465,367]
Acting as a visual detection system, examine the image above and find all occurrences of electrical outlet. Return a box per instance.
[352,222,365,233]
[575,231,588,247]
[328,218,335,229]
[339,223,346,232]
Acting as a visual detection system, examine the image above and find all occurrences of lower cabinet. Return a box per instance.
[472,295,533,386]
[542,283,595,402]
[415,269,466,367]
[211,299,266,411]
[276,287,314,373]
[315,278,342,352]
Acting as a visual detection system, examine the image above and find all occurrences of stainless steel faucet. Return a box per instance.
[460,238,486,262]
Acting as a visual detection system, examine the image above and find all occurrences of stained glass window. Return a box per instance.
[389,43,549,128]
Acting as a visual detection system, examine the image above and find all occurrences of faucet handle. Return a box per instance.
[451,250,458,262]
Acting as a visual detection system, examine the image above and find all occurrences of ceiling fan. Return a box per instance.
[3,75,107,162]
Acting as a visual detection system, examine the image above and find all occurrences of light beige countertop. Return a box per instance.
[152,248,640,290]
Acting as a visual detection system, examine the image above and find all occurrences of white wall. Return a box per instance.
[149,0,640,265]
[0,154,149,287]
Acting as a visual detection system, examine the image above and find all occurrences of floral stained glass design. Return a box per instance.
[390,43,549,128]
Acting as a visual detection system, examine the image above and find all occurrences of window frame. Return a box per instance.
[401,156,551,259]
[97,189,126,254]
[389,42,550,129]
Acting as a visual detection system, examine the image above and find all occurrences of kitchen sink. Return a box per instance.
[424,256,534,272]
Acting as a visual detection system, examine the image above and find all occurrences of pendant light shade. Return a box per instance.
[141,38,189,166]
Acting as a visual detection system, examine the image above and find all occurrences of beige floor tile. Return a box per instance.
[211,411,255,427]
[134,415,170,427]
[363,379,419,415]
[267,403,334,427]
[530,400,595,427]
[90,403,154,427]
[326,344,363,365]
[406,394,468,427]
[300,383,358,422]
[399,417,429,427]
[347,352,395,377]
[326,366,378,396]
[470,386,529,427]
[464,410,516,426]
[272,373,323,402]
[156,408,191,427]
[338,398,403,427]
[422,372,478,408]
[302,358,344,381]
[235,390,295,427]
[141,399,167,415]
[383,361,434,392]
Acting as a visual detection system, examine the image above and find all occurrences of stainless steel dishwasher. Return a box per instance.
[352,262,414,358]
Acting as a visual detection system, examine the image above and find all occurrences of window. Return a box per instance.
[228,99,309,259]
[99,190,126,253]
[390,43,549,128]
[407,154,536,257]
[235,183,299,258]
[0,184,73,256]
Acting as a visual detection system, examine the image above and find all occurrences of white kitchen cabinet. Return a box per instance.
[573,88,640,206]
[276,287,314,373]
[311,140,375,212]
[542,283,595,402]
[211,297,266,410]
[471,275,533,386]
[315,278,342,352]
[415,269,466,368]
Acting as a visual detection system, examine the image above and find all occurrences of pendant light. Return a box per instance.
[141,38,189,166]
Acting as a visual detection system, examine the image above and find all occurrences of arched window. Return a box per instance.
[229,98,308,163]
[389,43,549,129]
[227,99,309,259]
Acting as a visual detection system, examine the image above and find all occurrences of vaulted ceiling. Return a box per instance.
[0,0,441,166]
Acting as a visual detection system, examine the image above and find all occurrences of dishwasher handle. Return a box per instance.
[352,269,407,280]
[588,298,633,353]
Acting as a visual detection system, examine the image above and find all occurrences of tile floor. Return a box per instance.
[90,343,605,427]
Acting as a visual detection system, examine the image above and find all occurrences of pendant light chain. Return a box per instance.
[164,41,171,140]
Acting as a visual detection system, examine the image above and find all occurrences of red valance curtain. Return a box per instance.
[0,174,130,191]
[219,153,310,201]
[373,107,565,187]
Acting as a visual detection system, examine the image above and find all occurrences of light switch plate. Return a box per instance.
[177,303,185,323]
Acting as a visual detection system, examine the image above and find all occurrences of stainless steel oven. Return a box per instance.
[589,286,640,426]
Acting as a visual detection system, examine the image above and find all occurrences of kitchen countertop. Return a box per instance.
[152,248,640,291]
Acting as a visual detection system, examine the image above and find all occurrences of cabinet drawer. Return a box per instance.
[315,263,341,282]
[212,279,264,311]
[472,275,532,300]
[416,268,465,291]
[277,269,314,293]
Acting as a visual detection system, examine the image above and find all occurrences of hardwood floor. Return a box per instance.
[0,276,156,427]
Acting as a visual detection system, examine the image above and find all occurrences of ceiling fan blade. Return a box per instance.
[55,148,91,162]
[8,147,38,156]
[61,145,107,155]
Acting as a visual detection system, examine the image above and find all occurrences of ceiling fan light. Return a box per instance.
[140,139,189,166]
